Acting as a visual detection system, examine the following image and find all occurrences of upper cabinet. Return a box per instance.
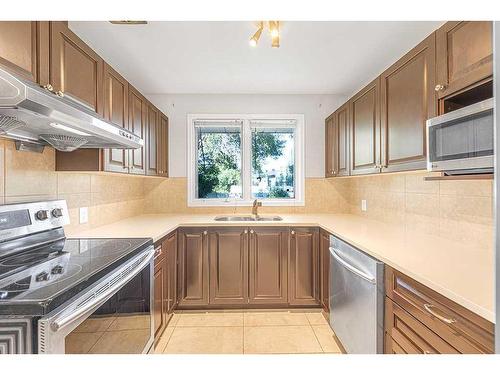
[49,21,104,115]
[435,21,493,101]
[0,21,43,83]
[350,78,381,175]
[0,20,171,178]
[379,33,436,173]
[325,21,492,178]
[103,63,129,173]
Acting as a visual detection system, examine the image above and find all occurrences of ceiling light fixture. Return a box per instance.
[249,22,264,47]
[249,21,281,48]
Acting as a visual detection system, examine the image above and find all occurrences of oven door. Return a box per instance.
[38,247,154,354]
[426,98,494,173]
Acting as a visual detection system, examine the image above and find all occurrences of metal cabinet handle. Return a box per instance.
[423,304,457,324]
[55,90,65,98]
[154,246,162,260]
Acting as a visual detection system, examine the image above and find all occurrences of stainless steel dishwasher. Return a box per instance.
[329,235,384,354]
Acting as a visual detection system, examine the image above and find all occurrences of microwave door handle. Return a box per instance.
[50,249,154,332]
[329,247,376,284]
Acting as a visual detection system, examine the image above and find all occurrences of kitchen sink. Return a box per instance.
[214,215,283,222]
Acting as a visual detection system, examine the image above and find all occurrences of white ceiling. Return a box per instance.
[69,21,443,96]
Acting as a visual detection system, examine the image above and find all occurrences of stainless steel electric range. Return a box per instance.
[0,200,155,354]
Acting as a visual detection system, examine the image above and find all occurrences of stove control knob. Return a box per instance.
[51,265,64,275]
[35,271,49,282]
[35,210,49,221]
[51,208,63,218]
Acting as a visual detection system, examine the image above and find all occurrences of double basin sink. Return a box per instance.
[214,215,283,222]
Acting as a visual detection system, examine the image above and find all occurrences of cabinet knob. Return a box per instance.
[250,229,254,234]
[244,229,248,234]
[434,84,446,92]
[55,90,65,98]
[42,84,54,92]
[203,231,207,235]
[291,230,295,235]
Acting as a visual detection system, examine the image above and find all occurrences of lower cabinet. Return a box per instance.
[208,227,248,305]
[288,227,320,306]
[178,228,209,307]
[176,226,320,308]
[248,227,289,305]
[384,266,494,354]
[153,244,167,341]
[319,229,330,312]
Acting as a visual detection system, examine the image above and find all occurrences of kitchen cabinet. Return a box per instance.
[248,227,289,305]
[0,21,46,83]
[350,78,381,175]
[164,231,178,313]
[380,33,436,173]
[153,244,167,341]
[319,229,330,312]
[324,114,336,177]
[127,86,147,175]
[288,227,320,306]
[157,113,169,177]
[178,228,209,307]
[102,63,129,173]
[384,266,494,354]
[208,227,248,305]
[325,103,349,178]
[436,21,493,101]
[145,104,160,176]
[49,21,104,115]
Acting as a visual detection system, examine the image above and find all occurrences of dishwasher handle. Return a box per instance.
[330,247,376,284]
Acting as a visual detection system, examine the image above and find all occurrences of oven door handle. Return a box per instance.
[50,248,154,332]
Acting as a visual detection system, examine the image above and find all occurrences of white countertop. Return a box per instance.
[71,213,495,323]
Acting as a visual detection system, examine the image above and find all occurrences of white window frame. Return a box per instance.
[187,113,305,207]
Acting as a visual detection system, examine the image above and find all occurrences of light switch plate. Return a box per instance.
[361,200,367,212]
[79,207,88,224]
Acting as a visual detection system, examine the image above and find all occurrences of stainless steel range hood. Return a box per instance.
[0,68,143,151]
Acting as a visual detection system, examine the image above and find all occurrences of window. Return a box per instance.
[188,115,304,206]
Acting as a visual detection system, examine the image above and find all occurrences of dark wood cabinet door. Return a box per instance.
[128,86,146,175]
[0,21,39,83]
[103,63,129,173]
[153,256,166,339]
[324,114,336,177]
[319,229,330,312]
[208,227,248,305]
[336,103,350,176]
[49,22,103,115]
[384,298,459,354]
[178,228,209,307]
[288,227,320,306]
[158,113,169,177]
[145,104,159,176]
[248,227,288,305]
[380,33,436,173]
[350,78,381,175]
[436,21,493,99]
[164,231,178,313]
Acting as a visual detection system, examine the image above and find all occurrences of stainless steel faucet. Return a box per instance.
[252,199,262,216]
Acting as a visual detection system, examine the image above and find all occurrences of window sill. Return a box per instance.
[188,199,305,207]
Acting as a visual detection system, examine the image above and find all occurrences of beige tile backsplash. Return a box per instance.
[0,138,493,250]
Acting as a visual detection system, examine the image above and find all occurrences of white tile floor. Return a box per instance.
[154,309,343,354]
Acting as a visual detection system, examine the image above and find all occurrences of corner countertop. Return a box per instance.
[69,213,495,323]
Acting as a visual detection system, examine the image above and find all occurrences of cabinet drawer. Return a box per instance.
[154,244,165,266]
[385,266,494,353]
[385,298,458,354]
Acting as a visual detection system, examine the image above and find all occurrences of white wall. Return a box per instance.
[147,94,346,177]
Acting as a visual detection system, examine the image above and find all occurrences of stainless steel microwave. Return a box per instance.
[426,98,494,174]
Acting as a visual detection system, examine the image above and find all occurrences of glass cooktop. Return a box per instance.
[0,237,152,315]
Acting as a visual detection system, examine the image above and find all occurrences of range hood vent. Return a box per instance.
[0,68,144,151]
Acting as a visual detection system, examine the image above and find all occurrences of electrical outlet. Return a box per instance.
[79,207,88,224]
[361,200,367,212]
